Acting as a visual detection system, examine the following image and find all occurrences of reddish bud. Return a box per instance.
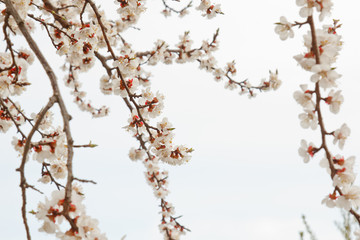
[18,52,30,60]
[325,96,333,104]
[307,146,314,157]
[34,145,42,153]
[336,167,346,174]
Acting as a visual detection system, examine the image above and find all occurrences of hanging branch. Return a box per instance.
[5,0,77,233]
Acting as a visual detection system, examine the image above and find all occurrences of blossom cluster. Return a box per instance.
[196,0,222,19]
[36,184,107,240]
[0,98,25,133]
[276,0,360,236]
[0,49,33,98]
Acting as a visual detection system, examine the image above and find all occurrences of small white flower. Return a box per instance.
[317,0,333,21]
[333,123,350,149]
[129,147,145,161]
[321,193,337,208]
[161,9,171,17]
[213,68,224,82]
[50,162,67,179]
[298,139,316,163]
[296,0,314,18]
[293,85,315,110]
[38,174,51,184]
[225,61,237,76]
[294,53,316,71]
[144,159,160,173]
[224,80,237,91]
[325,90,344,114]
[39,219,57,234]
[269,70,282,90]
[275,16,294,41]
[154,188,168,199]
[298,109,317,130]
[310,64,340,89]
[333,171,355,188]
[336,186,360,211]
[31,111,54,131]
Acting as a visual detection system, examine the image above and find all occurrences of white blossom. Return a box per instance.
[336,186,360,211]
[296,0,314,18]
[275,16,294,41]
[298,109,317,130]
[293,84,315,110]
[333,123,350,149]
[325,89,343,114]
[298,139,316,163]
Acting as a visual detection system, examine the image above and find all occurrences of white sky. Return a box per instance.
[1,0,360,239]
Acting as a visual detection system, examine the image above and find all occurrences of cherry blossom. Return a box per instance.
[275,16,294,41]
[298,139,316,163]
[298,109,317,130]
[321,193,337,208]
[296,0,315,18]
[336,186,360,211]
[196,0,222,19]
[293,84,315,110]
[325,89,344,114]
[333,123,350,149]
[310,63,341,89]
[36,186,107,239]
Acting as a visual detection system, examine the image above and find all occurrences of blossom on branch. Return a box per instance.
[298,139,317,163]
[333,123,350,150]
[275,16,294,41]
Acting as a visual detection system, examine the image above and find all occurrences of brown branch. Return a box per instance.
[87,0,157,138]
[134,29,268,95]
[73,177,97,184]
[42,162,65,190]
[308,15,336,177]
[31,15,58,48]
[16,96,56,240]
[25,183,44,194]
[2,13,19,79]
[94,51,113,76]
[293,19,310,29]
[87,1,189,234]
[5,0,77,232]
[57,4,78,11]
[94,51,134,111]
[41,0,71,29]
[307,15,360,224]
[161,0,192,14]
[80,1,88,26]
[27,14,76,41]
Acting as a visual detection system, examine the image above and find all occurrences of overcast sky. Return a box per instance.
[2,0,360,239]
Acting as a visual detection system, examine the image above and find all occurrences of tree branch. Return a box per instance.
[5,0,77,232]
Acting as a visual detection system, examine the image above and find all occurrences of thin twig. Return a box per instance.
[73,177,97,184]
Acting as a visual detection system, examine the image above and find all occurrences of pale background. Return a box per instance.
[1,0,360,239]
